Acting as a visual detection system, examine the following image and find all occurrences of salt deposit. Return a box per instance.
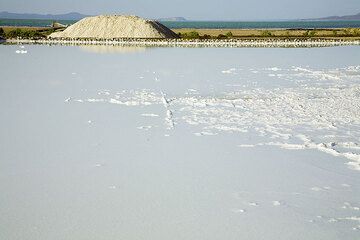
[8,38,360,48]
[68,65,360,171]
[48,15,178,39]
[1,45,360,239]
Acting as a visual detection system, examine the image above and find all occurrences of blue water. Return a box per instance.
[163,20,360,29]
[0,19,76,27]
[1,18,360,29]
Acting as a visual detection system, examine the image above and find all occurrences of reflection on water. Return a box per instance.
[79,45,147,54]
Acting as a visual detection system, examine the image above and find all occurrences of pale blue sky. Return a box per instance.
[0,0,359,20]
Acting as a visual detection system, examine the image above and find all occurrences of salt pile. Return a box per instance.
[49,15,178,39]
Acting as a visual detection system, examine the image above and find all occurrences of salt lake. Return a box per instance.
[0,44,359,239]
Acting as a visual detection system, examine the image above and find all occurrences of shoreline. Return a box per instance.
[2,26,360,36]
[5,38,360,48]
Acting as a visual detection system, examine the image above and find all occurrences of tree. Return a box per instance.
[225,31,233,38]
[0,28,5,38]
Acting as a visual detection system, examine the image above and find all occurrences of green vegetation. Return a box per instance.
[0,28,5,38]
[303,30,315,38]
[202,34,211,39]
[261,30,272,37]
[179,30,235,39]
[5,28,44,39]
[352,28,360,36]
[178,31,200,39]
[343,28,352,36]
[176,27,360,40]
[309,30,316,37]
[225,31,233,37]
[217,34,227,39]
[40,28,56,36]
[178,30,236,40]
[2,26,360,41]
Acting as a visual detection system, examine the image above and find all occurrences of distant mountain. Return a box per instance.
[157,17,187,21]
[0,11,89,20]
[306,12,360,21]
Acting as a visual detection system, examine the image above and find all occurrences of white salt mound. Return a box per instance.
[49,15,178,39]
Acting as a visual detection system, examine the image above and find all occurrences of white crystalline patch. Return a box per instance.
[238,144,256,148]
[141,113,159,117]
[353,226,360,231]
[266,67,282,71]
[266,142,306,150]
[248,202,259,206]
[165,111,175,130]
[71,65,360,170]
[272,201,282,206]
[15,50,27,54]
[338,217,360,222]
[187,89,198,92]
[222,68,236,74]
[98,91,110,96]
[346,161,360,171]
[109,98,139,106]
[310,186,331,192]
[310,187,323,192]
[231,209,246,213]
[87,98,105,103]
[339,142,360,150]
[342,202,360,211]
[194,131,217,136]
[137,126,152,130]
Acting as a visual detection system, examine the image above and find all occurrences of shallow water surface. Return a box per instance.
[0,45,359,240]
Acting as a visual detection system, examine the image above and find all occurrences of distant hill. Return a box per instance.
[0,11,89,20]
[157,17,187,21]
[306,12,360,21]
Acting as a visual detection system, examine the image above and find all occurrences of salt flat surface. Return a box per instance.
[0,44,359,240]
